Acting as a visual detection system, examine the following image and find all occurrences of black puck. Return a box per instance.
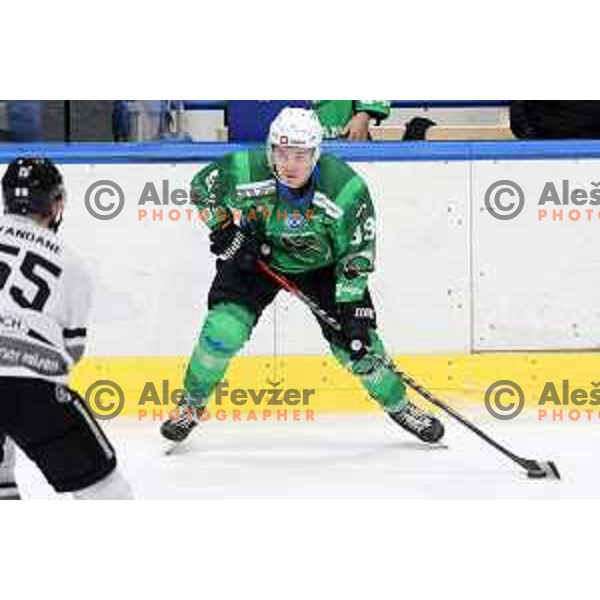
[527,469,548,479]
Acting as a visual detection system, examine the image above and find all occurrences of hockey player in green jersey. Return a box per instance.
[160,107,444,445]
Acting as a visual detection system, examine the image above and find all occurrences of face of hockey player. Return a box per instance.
[272,146,315,189]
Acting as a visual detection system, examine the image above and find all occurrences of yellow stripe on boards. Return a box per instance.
[68,353,600,416]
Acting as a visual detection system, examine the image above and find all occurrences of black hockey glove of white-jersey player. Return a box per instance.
[338,302,374,361]
[209,221,270,273]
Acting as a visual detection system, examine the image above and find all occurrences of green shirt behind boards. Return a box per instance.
[312,101,391,139]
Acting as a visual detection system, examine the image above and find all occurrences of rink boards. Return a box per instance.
[0,141,599,413]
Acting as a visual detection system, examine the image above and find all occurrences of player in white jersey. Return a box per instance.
[0,157,132,499]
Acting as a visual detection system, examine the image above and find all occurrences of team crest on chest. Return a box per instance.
[286,212,307,229]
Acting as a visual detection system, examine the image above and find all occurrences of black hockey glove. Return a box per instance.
[209,221,270,274]
[338,302,374,361]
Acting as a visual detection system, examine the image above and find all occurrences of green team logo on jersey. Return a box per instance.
[343,253,374,276]
[280,231,332,262]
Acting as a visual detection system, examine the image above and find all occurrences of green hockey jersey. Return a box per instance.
[190,149,376,304]
[312,101,391,139]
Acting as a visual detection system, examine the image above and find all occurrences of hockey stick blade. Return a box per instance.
[401,371,562,480]
[521,459,561,480]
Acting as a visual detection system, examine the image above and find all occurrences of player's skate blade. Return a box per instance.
[160,414,198,443]
[387,402,445,444]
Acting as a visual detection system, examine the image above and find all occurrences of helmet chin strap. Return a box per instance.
[49,212,63,233]
[48,195,65,232]
[48,200,64,232]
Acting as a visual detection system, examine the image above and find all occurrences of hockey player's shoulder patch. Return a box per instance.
[235,179,276,200]
[312,192,344,220]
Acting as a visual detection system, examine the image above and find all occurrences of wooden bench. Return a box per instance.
[370,125,514,141]
[215,125,515,142]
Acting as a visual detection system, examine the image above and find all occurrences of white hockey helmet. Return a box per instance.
[267,107,323,176]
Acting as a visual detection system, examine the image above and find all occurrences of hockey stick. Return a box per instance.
[256,259,560,480]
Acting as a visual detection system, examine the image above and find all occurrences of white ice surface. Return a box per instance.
[15,410,599,499]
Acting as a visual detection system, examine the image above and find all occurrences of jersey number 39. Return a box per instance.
[351,216,375,246]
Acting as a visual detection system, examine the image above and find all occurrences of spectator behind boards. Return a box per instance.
[510,101,600,139]
[313,101,390,140]
[226,101,390,142]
